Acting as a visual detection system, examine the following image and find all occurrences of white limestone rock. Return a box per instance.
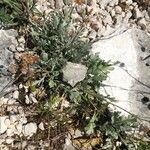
[38,122,45,131]
[0,116,8,134]
[62,62,88,87]
[91,28,150,121]
[23,123,37,137]
[13,91,19,99]
[5,138,13,144]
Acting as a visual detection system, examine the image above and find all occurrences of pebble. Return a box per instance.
[10,115,18,123]
[6,128,14,137]
[7,99,16,105]
[5,138,13,144]
[110,9,116,17]
[103,13,113,25]
[0,116,8,134]
[29,93,38,103]
[126,0,133,5]
[4,118,11,127]
[109,0,118,7]
[20,117,27,124]
[0,97,8,105]
[133,8,143,19]
[16,47,24,52]
[23,123,37,137]
[137,18,147,30]
[88,30,97,40]
[55,0,64,9]
[38,122,45,131]
[13,90,19,99]
[18,36,25,44]
[25,95,31,104]
[115,6,122,14]
[16,123,23,135]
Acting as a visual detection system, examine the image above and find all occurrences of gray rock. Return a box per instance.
[23,122,37,137]
[91,28,150,125]
[0,29,18,93]
[62,62,87,87]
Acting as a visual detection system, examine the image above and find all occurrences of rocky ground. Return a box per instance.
[0,0,150,149]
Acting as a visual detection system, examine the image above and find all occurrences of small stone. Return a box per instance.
[88,30,97,40]
[0,97,9,105]
[27,145,36,150]
[10,115,18,123]
[7,106,13,112]
[99,0,111,9]
[25,95,31,104]
[124,11,132,23]
[137,18,146,30]
[62,62,88,87]
[18,36,25,44]
[114,15,123,25]
[9,44,16,51]
[143,10,150,21]
[38,122,45,131]
[7,99,16,105]
[132,2,138,7]
[132,8,143,19]
[23,122,37,137]
[29,93,38,103]
[6,128,14,137]
[103,13,113,25]
[8,124,17,134]
[125,0,133,5]
[16,47,24,52]
[109,0,119,7]
[114,6,122,14]
[106,6,112,12]
[16,123,23,135]
[19,84,23,89]
[19,43,25,49]
[6,138,13,144]
[4,118,11,127]
[110,10,116,17]
[20,117,27,124]
[0,139,5,144]
[13,91,19,99]
[97,25,106,37]
[0,116,8,134]
[55,0,64,9]
[17,106,24,114]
